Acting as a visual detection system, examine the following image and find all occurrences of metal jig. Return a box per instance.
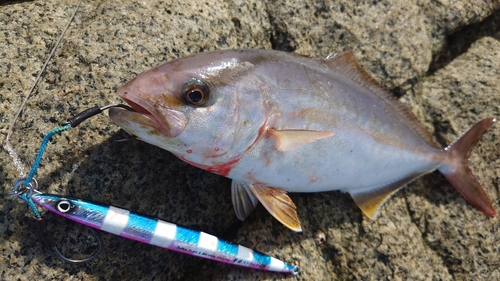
[31,192,299,274]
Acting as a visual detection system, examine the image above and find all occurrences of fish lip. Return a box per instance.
[116,87,186,138]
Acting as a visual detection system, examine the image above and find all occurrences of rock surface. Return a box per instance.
[1,0,499,280]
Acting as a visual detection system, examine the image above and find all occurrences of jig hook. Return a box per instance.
[35,217,103,264]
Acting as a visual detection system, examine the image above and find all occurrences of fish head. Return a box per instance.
[109,51,268,167]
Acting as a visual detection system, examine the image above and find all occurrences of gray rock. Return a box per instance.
[1,0,498,280]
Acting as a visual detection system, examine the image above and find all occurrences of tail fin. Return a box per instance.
[438,118,497,216]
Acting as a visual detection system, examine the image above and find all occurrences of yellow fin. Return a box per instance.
[350,188,397,220]
[231,180,260,221]
[268,129,333,151]
[350,173,423,219]
[249,185,302,232]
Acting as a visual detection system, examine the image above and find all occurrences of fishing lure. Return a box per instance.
[29,192,298,274]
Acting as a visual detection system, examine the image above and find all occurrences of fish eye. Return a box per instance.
[56,200,73,213]
[181,78,211,107]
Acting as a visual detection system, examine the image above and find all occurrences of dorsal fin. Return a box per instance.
[323,51,439,148]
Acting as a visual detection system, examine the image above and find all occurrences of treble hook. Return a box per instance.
[12,178,103,263]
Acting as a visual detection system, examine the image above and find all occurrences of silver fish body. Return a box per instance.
[223,54,442,193]
[109,49,496,231]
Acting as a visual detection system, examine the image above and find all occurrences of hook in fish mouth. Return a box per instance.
[109,91,188,138]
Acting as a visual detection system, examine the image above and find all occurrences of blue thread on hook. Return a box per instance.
[21,104,133,191]
[24,124,71,186]
[21,193,41,219]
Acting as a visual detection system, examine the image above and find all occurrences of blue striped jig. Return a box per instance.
[31,193,299,275]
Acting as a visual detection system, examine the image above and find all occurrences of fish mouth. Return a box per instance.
[109,88,187,138]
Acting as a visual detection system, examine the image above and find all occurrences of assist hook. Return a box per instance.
[12,178,103,264]
[35,216,103,263]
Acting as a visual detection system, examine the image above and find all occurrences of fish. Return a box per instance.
[31,193,299,274]
[108,49,497,232]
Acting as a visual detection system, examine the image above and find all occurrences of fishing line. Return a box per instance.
[3,1,134,265]
[2,0,83,176]
[3,1,107,262]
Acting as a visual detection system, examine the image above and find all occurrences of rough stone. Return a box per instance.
[1,0,499,280]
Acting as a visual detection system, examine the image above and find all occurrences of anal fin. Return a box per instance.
[350,173,423,219]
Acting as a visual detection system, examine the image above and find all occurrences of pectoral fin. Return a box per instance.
[231,180,260,221]
[248,185,302,232]
[268,129,334,151]
[350,173,423,219]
